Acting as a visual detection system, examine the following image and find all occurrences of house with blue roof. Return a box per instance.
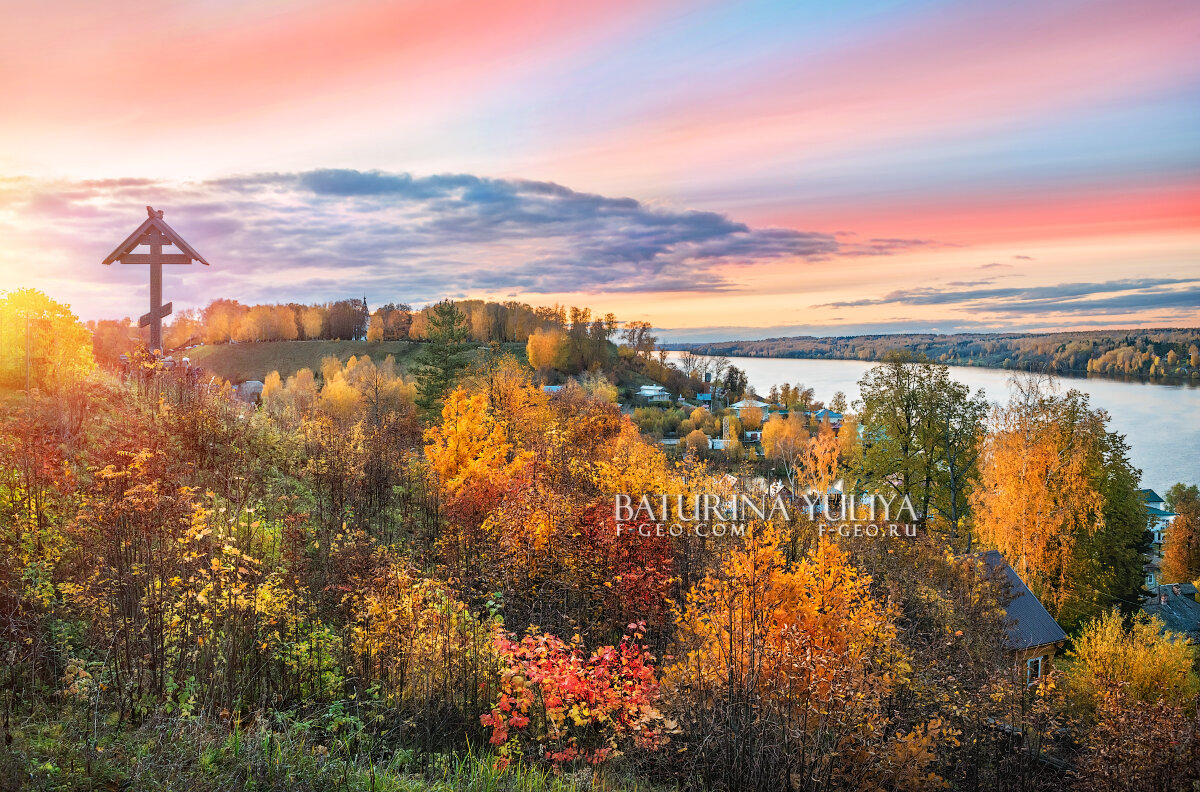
[812,409,844,429]
[1139,489,1177,587]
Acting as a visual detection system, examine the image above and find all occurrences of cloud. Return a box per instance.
[812,277,1200,315]
[1013,255,1035,260]
[980,262,1013,269]
[0,169,882,314]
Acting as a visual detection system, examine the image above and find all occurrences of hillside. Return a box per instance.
[184,340,529,383]
[184,340,422,383]
[671,327,1200,382]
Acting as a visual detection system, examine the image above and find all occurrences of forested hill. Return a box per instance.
[672,327,1200,381]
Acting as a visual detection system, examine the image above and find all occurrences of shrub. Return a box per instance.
[481,625,668,769]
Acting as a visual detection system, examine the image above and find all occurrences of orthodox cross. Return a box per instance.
[102,206,210,354]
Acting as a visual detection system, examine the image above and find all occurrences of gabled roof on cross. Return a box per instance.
[101,207,210,266]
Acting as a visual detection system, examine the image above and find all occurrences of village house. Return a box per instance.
[1142,582,1200,642]
[1139,489,1177,587]
[812,408,844,429]
[729,397,771,420]
[981,550,1068,685]
[636,383,672,403]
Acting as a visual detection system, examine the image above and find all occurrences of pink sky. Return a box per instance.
[1,0,1197,337]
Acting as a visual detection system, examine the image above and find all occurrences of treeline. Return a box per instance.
[678,328,1200,381]
[86,297,620,366]
[87,294,709,395]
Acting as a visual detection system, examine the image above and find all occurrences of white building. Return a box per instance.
[730,398,770,419]
[637,384,672,403]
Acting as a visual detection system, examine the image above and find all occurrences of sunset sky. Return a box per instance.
[1,0,1197,340]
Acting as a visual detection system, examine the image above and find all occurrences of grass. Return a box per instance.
[184,340,424,383]
[0,705,660,792]
[184,340,530,384]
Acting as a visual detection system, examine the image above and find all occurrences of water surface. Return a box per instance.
[671,353,1200,496]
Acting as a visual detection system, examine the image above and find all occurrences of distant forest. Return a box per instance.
[674,328,1200,381]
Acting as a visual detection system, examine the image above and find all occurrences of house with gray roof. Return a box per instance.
[1142,583,1200,642]
[981,550,1068,685]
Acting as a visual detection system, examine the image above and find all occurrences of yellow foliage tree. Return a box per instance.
[367,312,384,343]
[300,306,325,339]
[802,420,840,494]
[0,288,95,390]
[761,413,807,491]
[424,387,529,495]
[683,428,710,455]
[666,528,929,788]
[970,387,1112,624]
[1067,608,1199,709]
[319,376,364,425]
[526,328,567,373]
[593,420,676,499]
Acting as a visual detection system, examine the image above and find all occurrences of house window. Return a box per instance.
[1026,655,1044,686]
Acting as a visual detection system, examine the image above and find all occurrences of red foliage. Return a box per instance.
[481,623,668,768]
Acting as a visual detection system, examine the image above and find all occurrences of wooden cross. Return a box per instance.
[102,206,209,354]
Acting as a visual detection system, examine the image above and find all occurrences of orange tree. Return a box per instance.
[664,525,946,791]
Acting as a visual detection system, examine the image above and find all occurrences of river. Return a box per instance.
[669,353,1200,496]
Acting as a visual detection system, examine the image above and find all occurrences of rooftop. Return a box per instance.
[1142,583,1200,641]
[980,550,1068,651]
[1139,489,1165,504]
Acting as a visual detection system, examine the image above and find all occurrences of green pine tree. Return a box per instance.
[416,300,472,420]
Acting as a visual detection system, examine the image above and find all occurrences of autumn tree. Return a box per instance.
[972,377,1148,628]
[0,288,95,391]
[88,318,138,367]
[424,387,529,496]
[1161,494,1200,583]
[299,305,325,339]
[326,298,368,340]
[761,413,807,491]
[526,327,566,374]
[683,428,710,455]
[801,420,840,495]
[665,528,935,790]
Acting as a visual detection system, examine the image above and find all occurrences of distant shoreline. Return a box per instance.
[669,349,1198,387]
[665,328,1200,387]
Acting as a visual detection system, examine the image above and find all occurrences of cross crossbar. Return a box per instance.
[101,207,209,354]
